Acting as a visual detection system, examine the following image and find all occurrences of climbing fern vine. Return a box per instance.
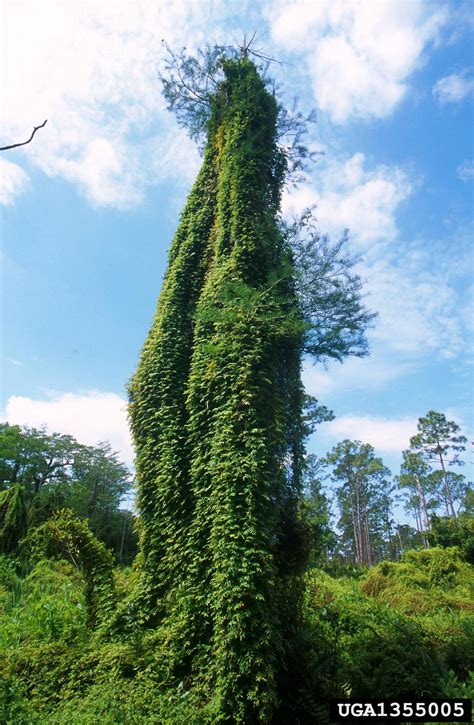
[129,57,307,720]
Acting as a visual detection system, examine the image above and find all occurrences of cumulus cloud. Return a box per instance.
[457,159,474,181]
[270,0,447,122]
[301,248,465,401]
[325,415,417,453]
[364,254,463,358]
[283,146,469,384]
[433,71,474,105]
[302,355,415,398]
[1,1,214,208]
[0,158,29,205]
[282,153,412,249]
[316,410,471,462]
[3,391,134,467]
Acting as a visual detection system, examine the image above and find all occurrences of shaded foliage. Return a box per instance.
[25,510,117,629]
[0,423,136,561]
[301,454,337,566]
[428,514,474,564]
[0,484,27,554]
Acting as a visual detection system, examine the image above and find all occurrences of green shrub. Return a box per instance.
[0,674,38,725]
[0,559,85,650]
[428,515,474,564]
[402,546,469,586]
[361,547,474,615]
[305,568,450,700]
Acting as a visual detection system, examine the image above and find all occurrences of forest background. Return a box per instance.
[1,1,473,490]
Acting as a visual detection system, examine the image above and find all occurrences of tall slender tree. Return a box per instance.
[398,451,435,547]
[410,411,467,519]
[323,440,392,566]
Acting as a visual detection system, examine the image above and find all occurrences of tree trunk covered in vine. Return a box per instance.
[129,58,306,721]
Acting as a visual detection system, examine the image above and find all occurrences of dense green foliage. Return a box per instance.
[0,483,28,554]
[428,514,474,564]
[0,423,137,562]
[129,57,307,720]
[305,547,474,706]
[1,545,472,722]
[26,509,117,628]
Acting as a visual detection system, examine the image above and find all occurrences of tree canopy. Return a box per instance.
[0,424,136,562]
[410,411,468,519]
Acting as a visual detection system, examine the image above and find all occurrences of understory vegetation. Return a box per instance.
[0,545,472,723]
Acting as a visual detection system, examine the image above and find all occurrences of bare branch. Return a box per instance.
[0,120,48,151]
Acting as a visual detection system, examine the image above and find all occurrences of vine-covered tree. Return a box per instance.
[128,44,376,720]
[130,54,306,721]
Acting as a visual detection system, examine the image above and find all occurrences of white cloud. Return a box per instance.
[457,159,474,181]
[364,255,463,358]
[282,153,412,249]
[1,1,213,208]
[283,149,467,379]
[270,0,447,122]
[2,356,24,367]
[433,71,474,105]
[3,391,134,467]
[303,354,415,399]
[0,158,29,205]
[302,250,465,401]
[324,415,417,453]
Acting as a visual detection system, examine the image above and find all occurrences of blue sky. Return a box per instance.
[1,0,473,515]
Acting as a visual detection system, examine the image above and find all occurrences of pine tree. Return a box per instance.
[398,451,435,547]
[410,411,467,519]
[323,440,392,566]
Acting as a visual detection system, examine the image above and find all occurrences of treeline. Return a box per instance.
[305,409,473,568]
[2,407,470,575]
[0,423,138,564]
